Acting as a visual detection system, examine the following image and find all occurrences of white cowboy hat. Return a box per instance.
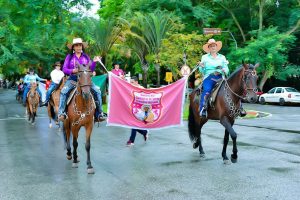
[67,38,88,49]
[202,38,222,53]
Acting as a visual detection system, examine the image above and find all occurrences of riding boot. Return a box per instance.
[94,100,107,122]
[239,104,247,117]
[58,93,67,121]
[200,94,210,118]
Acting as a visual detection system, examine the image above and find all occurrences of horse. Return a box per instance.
[62,63,96,174]
[47,77,66,130]
[188,62,259,164]
[26,82,40,125]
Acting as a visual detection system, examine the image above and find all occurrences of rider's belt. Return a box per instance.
[210,72,221,76]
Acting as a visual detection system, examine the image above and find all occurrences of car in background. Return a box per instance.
[259,87,300,105]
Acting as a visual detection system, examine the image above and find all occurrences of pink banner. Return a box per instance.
[107,73,187,130]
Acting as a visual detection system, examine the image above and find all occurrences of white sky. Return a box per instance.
[69,0,100,19]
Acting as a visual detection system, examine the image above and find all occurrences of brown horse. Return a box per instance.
[62,63,96,174]
[188,62,259,164]
[26,82,40,125]
[47,77,66,130]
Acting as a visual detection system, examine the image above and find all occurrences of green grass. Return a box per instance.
[103,102,260,121]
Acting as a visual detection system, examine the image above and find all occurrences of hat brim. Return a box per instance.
[202,41,222,53]
[67,42,88,49]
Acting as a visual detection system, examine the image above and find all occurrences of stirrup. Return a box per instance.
[58,113,67,121]
[200,108,207,118]
[239,108,247,117]
[94,112,107,122]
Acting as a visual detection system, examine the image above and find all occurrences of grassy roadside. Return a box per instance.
[102,103,260,121]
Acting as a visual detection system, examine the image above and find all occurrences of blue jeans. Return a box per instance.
[129,129,148,143]
[23,84,42,105]
[199,74,222,111]
[58,78,103,115]
[45,82,57,103]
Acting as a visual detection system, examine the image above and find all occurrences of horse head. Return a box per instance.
[76,61,93,101]
[29,82,38,98]
[242,61,259,103]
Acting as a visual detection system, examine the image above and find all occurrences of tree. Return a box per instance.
[227,27,296,90]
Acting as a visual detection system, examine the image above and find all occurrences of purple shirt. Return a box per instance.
[63,53,96,75]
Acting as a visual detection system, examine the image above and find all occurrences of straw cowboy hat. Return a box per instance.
[67,38,88,49]
[202,38,222,53]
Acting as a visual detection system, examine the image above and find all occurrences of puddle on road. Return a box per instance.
[268,167,293,173]
[161,161,183,166]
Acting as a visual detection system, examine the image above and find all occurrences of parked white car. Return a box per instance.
[259,87,300,105]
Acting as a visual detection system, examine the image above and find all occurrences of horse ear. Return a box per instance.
[254,63,260,69]
[88,60,92,67]
[242,60,248,69]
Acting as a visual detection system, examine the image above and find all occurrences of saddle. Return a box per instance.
[66,86,96,108]
[195,79,224,110]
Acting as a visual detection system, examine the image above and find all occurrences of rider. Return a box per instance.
[198,38,247,118]
[22,68,46,106]
[57,37,106,122]
[40,61,65,107]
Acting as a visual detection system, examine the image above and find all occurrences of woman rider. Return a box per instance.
[198,38,246,118]
[58,38,106,122]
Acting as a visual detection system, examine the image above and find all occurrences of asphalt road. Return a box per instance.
[0,89,299,200]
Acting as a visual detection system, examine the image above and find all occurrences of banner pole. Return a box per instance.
[98,60,109,74]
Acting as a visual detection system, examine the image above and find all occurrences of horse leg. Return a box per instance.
[64,122,72,160]
[31,111,36,125]
[72,129,79,168]
[85,125,94,174]
[47,105,52,128]
[220,117,237,164]
[222,130,230,164]
[198,123,206,157]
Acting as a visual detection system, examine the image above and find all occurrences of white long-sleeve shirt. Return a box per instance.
[50,69,65,84]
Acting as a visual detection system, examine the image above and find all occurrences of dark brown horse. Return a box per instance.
[188,62,259,164]
[47,77,66,131]
[26,82,40,125]
[62,63,96,174]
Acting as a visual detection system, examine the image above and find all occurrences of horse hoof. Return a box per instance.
[231,158,237,163]
[66,155,72,160]
[193,142,199,149]
[199,153,205,158]
[223,159,231,165]
[72,163,78,168]
[87,168,95,174]
[49,123,52,128]
[31,122,35,126]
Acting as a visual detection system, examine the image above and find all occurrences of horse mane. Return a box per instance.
[227,66,244,80]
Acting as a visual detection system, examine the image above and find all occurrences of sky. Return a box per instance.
[69,0,100,19]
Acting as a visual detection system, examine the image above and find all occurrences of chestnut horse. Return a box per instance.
[26,82,40,125]
[188,62,259,164]
[47,77,66,130]
[62,63,96,174]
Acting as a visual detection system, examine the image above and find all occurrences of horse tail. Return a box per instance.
[188,98,200,142]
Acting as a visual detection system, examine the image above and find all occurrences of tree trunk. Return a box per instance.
[259,70,269,91]
[218,3,246,42]
[155,63,160,87]
[142,64,148,88]
[258,0,264,34]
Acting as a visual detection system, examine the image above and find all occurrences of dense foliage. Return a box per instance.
[1,0,299,90]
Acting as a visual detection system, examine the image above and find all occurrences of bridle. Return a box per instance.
[77,69,92,87]
[224,67,258,100]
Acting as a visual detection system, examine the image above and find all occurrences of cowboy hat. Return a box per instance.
[202,38,222,53]
[67,38,88,49]
[52,61,61,68]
